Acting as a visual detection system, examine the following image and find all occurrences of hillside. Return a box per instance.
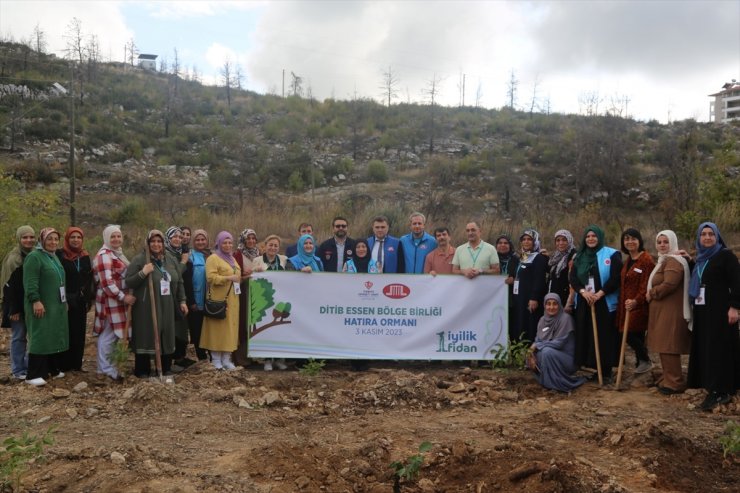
[1,40,739,250]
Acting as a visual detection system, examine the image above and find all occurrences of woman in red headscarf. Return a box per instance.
[56,227,95,372]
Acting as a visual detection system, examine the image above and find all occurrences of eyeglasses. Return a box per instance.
[334,224,348,228]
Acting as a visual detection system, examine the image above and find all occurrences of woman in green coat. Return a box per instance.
[125,230,188,378]
[23,228,69,386]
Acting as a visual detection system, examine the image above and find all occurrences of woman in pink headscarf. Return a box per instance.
[200,231,241,370]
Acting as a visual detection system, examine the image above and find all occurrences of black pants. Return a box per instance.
[134,353,173,377]
[187,309,208,360]
[60,303,87,371]
[27,353,64,380]
[627,331,650,364]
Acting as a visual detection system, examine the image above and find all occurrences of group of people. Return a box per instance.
[1,213,738,411]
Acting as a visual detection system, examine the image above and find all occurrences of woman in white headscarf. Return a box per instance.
[646,230,692,395]
[92,225,136,381]
[510,228,548,343]
[526,293,586,392]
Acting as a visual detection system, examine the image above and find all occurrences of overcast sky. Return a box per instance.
[1,0,738,122]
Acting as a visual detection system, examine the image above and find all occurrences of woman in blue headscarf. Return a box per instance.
[687,222,740,411]
[287,235,323,273]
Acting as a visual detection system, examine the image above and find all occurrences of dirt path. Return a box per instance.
[1,332,738,493]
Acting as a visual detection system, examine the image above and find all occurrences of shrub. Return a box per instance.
[366,160,388,183]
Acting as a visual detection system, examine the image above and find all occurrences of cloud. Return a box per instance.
[0,1,133,61]
[143,0,264,20]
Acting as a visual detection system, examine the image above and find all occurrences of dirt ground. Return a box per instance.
[1,329,738,493]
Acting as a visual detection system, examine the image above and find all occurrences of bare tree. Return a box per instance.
[171,48,181,95]
[191,65,200,83]
[422,73,443,155]
[85,34,100,81]
[125,38,138,66]
[220,58,233,106]
[64,17,85,64]
[32,23,46,55]
[528,74,540,115]
[379,65,400,107]
[234,64,245,90]
[475,79,483,108]
[505,69,518,109]
[290,71,303,97]
[457,70,466,107]
[159,56,168,73]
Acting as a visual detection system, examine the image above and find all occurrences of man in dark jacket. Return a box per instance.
[319,216,356,272]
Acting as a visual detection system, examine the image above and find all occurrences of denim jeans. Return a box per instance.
[10,318,28,377]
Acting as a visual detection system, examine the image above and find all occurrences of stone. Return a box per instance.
[417,478,435,492]
[37,416,51,424]
[238,399,252,409]
[110,451,126,465]
[448,383,466,393]
[295,476,310,489]
[610,433,623,445]
[260,391,281,406]
[52,388,71,398]
[66,408,78,419]
[73,381,89,392]
[122,388,136,399]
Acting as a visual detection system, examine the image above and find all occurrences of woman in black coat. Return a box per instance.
[509,229,548,343]
[56,227,94,372]
[687,222,740,411]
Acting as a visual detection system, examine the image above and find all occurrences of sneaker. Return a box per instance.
[12,373,27,380]
[658,386,683,395]
[275,359,288,371]
[26,377,47,387]
[170,364,185,374]
[52,371,65,379]
[634,360,653,374]
[264,361,273,372]
[223,360,236,371]
[701,392,732,411]
[212,361,224,370]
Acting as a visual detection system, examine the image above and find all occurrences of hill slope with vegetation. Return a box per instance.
[0,40,738,253]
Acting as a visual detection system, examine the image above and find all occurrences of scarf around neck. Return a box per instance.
[536,293,575,342]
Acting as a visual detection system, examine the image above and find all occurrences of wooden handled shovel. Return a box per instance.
[146,243,165,383]
[590,304,603,386]
[616,310,630,388]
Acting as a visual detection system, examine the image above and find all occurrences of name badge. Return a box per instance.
[59,287,67,303]
[513,280,520,295]
[233,282,242,295]
[587,276,596,293]
[542,326,550,332]
[634,268,643,274]
[695,287,706,305]
[160,279,171,296]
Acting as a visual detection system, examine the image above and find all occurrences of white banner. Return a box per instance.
[247,272,508,360]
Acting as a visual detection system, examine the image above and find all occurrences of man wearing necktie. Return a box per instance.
[366,216,404,273]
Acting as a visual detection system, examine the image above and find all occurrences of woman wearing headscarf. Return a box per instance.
[201,231,241,370]
[548,230,576,313]
[646,230,692,395]
[233,228,259,367]
[184,229,210,361]
[687,222,740,411]
[343,239,378,273]
[526,293,586,392]
[252,235,288,272]
[126,230,187,378]
[23,228,69,386]
[252,234,289,371]
[180,226,192,254]
[510,228,548,343]
[1,225,35,379]
[495,234,519,342]
[569,225,623,383]
[56,227,94,372]
[287,234,324,272]
[164,226,193,369]
[616,228,655,375]
[93,225,135,381]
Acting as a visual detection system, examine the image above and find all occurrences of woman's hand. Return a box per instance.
[528,300,539,313]
[625,299,636,311]
[180,252,189,264]
[300,266,313,273]
[729,307,739,325]
[180,303,189,316]
[242,267,253,279]
[9,313,20,322]
[504,276,514,285]
[142,263,154,275]
[32,301,45,318]
[123,294,136,306]
[228,274,240,283]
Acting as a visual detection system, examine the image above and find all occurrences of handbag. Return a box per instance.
[203,283,232,319]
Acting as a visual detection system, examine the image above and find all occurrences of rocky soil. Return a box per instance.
[1,330,738,493]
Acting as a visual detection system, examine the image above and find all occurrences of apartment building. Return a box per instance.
[709,80,740,123]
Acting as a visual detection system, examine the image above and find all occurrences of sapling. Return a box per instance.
[390,441,432,492]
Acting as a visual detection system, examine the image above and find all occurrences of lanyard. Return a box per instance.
[697,261,708,282]
[467,245,482,266]
[43,252,65,286]
[153,259,170,281]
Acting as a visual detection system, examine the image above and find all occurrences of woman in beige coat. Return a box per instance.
[646,230,692,394]
[201,231,241,370]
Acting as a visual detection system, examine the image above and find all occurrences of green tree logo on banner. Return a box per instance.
[250,278,292,336]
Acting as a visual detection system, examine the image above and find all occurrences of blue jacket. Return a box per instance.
[399,232,437,274]
[366,236,404,273]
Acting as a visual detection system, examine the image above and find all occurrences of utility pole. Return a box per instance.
[68,63,76,225]
[282,69,285,98]
[462,74,466,107]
